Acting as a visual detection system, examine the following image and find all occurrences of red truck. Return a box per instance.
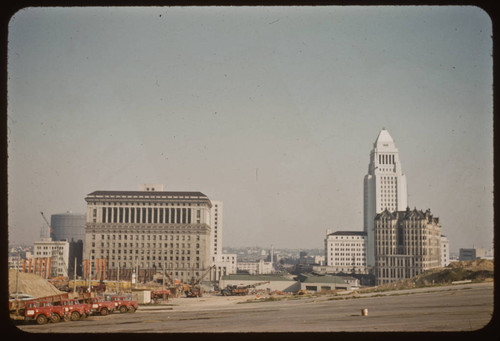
[18,301,68,324]
[89,297,115,316]
[58,298,93,321]
[111,296,138,313]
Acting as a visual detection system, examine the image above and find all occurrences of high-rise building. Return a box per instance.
[364,128,408,266]
[374,208,441,285]
[84,187,213,283]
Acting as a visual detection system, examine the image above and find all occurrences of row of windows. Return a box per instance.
[99,207,201,224]
[91,233,201,241]
[91,242,200,249]
[379,154,395,165]
[90,201,202,206]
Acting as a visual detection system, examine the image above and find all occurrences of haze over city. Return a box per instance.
[7,6,493,252]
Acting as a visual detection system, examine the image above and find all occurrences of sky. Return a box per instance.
[7,6,493,252]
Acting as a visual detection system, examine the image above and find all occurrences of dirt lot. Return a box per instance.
[13,282,494,333]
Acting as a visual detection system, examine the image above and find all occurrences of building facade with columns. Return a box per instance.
[84,185,212,283]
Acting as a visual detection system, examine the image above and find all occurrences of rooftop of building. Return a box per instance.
[327,231,367,237]
[221,274,296,282]
[295,273,349,284]
[375,207,439,224]
[85,190,212,205]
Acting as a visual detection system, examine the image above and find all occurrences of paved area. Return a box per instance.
[13,282,494,333]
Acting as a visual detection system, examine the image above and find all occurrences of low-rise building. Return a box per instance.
[459,248,485,261]
[237,259,273,275]
[295,273,351,292]
[32,238,70,277]
[210,253,237,281]
[219,274,299,292]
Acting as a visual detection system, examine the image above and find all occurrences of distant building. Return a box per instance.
[325,230,368,274]
[51,212,86,242]
[441,235,450,267]
[219,274,299,293]
[375,208,441,285]
[210,201,223,257]
[32,238,70,277]
[210,253,237,282]
[459,248,485,261]
[84,186,213,283]
[295,273,352,292]
[237,259,273,275]
[364,129,408,266]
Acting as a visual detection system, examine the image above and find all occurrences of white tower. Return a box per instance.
[363,128,408,266]
[210,201,223,257]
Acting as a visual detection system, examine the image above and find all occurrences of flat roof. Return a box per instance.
[327,231,367,236]
[221,274,295,282]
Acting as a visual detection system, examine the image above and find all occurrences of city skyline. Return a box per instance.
[7,6,493,252]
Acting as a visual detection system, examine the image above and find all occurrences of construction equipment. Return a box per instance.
[40,211,55,240]
[184,265,216,298]
[221,281,270,296]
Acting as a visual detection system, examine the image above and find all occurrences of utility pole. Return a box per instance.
[15,253,20,296]
[73,257,77,293]
[162,262,165,291]
[117,261,120,294]
[88,258,92,293]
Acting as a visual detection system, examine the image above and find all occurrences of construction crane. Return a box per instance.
[184,265,216,298]
[40,211,54,240]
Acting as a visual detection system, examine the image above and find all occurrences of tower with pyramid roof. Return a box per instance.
[363,128,408,266]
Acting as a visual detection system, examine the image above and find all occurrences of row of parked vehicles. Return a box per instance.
[10,293,138,325]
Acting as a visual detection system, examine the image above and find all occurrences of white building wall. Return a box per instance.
[325,231,367,274]
[441,236,450,267]
[210,253,237,281]
[210,201,223,257]
[237,259,273,275]
[33,238,70,277]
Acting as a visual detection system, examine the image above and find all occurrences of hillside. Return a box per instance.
[360,259,494,292]
[9,269,65,298]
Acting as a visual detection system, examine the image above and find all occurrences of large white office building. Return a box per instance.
[364,128,408,266]
[324,230,368,274]
[84,185,212,283]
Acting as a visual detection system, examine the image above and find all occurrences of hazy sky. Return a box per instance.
[7,6,493,252]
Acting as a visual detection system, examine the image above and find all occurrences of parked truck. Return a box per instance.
[89,296,115,316]
[58,298,93,321]
[10,300,69,324]
[110,295,138,313]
